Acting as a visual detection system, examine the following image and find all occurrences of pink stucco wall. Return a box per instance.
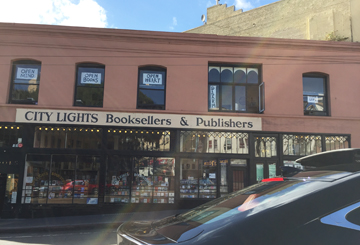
[1,23,360,145]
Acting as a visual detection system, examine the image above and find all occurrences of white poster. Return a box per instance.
[210,85,217,108]
[143,73,162,85]
[81,72,101,84]
[11,192,17,204]
[209,173,216,179]
[307,96,318,103]
[25,197,31,203]
[16,68,38,80]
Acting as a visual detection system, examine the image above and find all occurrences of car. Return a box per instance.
[117,148,360,244]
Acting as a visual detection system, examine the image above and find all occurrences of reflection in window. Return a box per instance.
[303,74,328,116]
[105,156,131,203]
[22,154,100,205]
[137,67,166,110]
[180,131,248,154]
[131,157,175,204]
[10,60,41,104]
[0,125,22,147]
[255,137,277,158]
[74,64,105,107]
[208,65,262,113]
[33,126,102,149]
[283,135,321,156]
[107,129,170,151]
[180,159,217,199]
[325,136,349,151]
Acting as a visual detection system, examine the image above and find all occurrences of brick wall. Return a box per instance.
[186,0,356,42]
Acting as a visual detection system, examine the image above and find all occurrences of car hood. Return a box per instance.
[119,219,204,244]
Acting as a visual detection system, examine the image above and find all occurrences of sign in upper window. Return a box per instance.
[142,73,163,85]
[80,72,102,85]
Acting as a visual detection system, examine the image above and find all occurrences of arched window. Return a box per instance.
[303,73,328,116]
[74,63,105,107]
[137,66,166,110]
[208,65,264,113]
[9,60,41,104]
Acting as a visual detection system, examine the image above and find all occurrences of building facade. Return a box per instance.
[186,0,360,42]
[0,22,358,218]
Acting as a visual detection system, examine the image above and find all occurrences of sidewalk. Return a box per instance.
[0,209,188,234]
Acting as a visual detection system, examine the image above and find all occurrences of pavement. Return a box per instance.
[0,209,189,234]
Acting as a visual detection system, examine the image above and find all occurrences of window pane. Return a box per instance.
[75,87,104,107]
[247,85,259,113]
[209,85,219,110]
[11,84,39,103]
[73,156,100,204]
[209,67,220,83]
[234,68,246,84]
[48,155,76,204]
[131,157,154,203]
[247,68,259,84]
[235,86,246,111]
[105,156,131,204]
[220,159,228,196]
[153,158,175,204]
[22,155,50,204]
[138,89,164,106]
[200,160,217,198]
[303,77,325,96]
[221,67,233,83]
[0,126,22,147]
[221,85,232,110]
[180,159,201,198]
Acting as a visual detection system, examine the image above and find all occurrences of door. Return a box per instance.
[228,159,248,193]
[0,173,7,217]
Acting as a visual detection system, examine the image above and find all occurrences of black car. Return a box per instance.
[117,149,360,245]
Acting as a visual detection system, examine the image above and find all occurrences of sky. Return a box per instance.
[0,0,279,32]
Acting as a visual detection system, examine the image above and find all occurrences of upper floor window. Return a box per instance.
[74,63,105,107]
[10,60,41,104]
[208,65,264,113]
[137,66,166,110]
[303,73,328,116]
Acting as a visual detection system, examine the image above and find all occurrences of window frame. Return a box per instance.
[137,66,167,110]
[208,64,264,113]
[74,63,105,107]
[303,73,329,116]
[9,60,41,105]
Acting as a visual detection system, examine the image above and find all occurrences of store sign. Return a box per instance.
[209,85,217,108]
[143,73,162,85]
[81,72,102,84]
[16,68,38,80]
[16,109,262,131]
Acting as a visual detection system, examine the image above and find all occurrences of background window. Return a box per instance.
[75,63,105,107]
[208,65,264,113]
[303,74,328,116]
[10,60,41,104]
[137,67,166,110]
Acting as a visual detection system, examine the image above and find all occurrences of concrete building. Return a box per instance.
[186,0,360,42]
[0,22,359,218]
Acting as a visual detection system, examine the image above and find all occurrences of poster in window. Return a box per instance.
[16,67,38,80]
[269,164,276,178]
[307,96,318,103]
[81,72,102,84]
[256,164,264,182]
[143,73,162,85]
[210,85,217,108]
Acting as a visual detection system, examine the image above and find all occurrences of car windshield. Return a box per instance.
[154,172,351,228]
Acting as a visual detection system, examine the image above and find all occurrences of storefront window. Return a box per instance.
[33,127,102,149]
[131,157,175,204]
[22,154,99,205]
[255,136,277,158]
[5,174,18,204]
[105,156,131,203]
[283,135,321,156]
[220,159,228,196]
[325,136,349,151]
[180,159,217,199]
[0,125,22,148]
[180,131,248,154]
[107,129,171,151]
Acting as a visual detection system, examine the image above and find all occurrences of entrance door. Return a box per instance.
[255,160,278,182]
[228,159,248,193]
